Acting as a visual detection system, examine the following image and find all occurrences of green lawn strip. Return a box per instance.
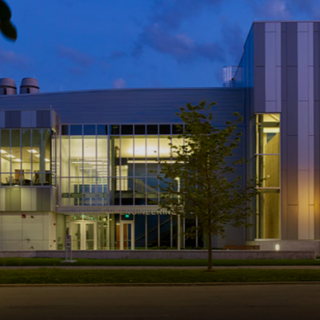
[1,269,320,284]
[1,258,320,267]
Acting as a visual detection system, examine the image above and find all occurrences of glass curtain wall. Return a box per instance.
[59,124,187,206]
[255,114,280,239]
[0,129,54,186]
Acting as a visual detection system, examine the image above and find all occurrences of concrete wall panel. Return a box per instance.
[286,67,298,136]
[287,205,298,239]
[287,136,298,205]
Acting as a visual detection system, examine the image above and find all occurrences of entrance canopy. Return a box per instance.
[56,205,168,215]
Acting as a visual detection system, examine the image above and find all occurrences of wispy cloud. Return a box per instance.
[57,45,95,76]
[132,0,224,63]
[150,0,223,30]
[0,48,30,70]
[248,0,320,20]
[133,24,223,63]
[57,45,95,67]
[113,78,126,88]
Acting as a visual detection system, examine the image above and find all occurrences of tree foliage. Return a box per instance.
[0,0,17,41]
[158,101,257,271]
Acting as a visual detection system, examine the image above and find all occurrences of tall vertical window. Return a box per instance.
[256,114,280,239]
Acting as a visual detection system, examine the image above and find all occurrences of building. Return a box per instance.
[0,21,319,253]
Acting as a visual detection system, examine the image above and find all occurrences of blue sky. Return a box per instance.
[0,0,317,92]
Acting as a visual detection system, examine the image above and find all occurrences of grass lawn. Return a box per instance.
[1,269,320,284]
[0,258,320,267]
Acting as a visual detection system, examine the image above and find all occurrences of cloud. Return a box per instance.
[113,78,126,89]
[57,45,95,68]
[133,24,224,63]
[57,45,95,76]
[248,0,319,20]
[150,0,223,30]
[249,0,290,19]
[132,0,224,63]
[0,49,29,70]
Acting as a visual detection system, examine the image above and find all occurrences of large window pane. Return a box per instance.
[147,178,158,205]
[21,129,31,174]
[258,191,280,239]
[121,136,133,177]
[135,177,145,205]
[95,182,108,206]
[134,136,145,177]
[83,136,96,177]
[0,130,10,173]
[256,155,280,187]
[83,177,96,206]
[256,114,280,154]
[147,215,158,248]
[121,178,134,205]
[110,177,120,205]
[43,129,51,172]
[11,130,21,176]
[97,137,108,179]
[255,114,281,241]
[109,137,120,177]
[32,130,43,182]
[70,136,83,177]
[61,178,70,206]
[61,136,69,177]
[147,136,158,176]
[159,136,170,160]
[70,177,82,206]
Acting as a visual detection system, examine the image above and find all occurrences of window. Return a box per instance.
[255,114,280,239]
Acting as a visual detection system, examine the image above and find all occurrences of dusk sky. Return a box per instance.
[0,0,318,92]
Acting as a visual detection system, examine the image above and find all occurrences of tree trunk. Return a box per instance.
[207,230,212,272]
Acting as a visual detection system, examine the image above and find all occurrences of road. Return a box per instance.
[0,284,319,319]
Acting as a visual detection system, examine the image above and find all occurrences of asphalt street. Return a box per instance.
[0,284,319,320]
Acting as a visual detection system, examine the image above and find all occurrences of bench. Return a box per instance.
[223,245,260,250]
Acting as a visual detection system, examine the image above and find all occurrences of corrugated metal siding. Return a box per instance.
[0,88,244,125]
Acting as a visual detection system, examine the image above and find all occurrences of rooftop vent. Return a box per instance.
[20,77,40,94]
[0,78,17,95]
[223,66,237,87]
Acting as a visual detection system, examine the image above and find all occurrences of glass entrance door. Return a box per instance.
[120,221,135,250]
[71,222,82,250]
[70,221,97,250]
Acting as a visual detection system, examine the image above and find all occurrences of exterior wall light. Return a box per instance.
[275,244,280,251]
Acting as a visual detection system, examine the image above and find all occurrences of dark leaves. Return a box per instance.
[0,0,17,41]
[0,0,11,20]
[0,20,17,40]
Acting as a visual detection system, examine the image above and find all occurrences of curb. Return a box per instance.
[1,282,320,287]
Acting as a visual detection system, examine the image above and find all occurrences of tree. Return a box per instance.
[158,101,257,271]
[0,0,17,41]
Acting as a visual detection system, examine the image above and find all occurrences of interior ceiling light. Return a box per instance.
[6,154,16,158]
[45,158,50,162]
[34,154,40,158]
[13,159,21,162]
[0,149,8,154]
[27,149,38,154]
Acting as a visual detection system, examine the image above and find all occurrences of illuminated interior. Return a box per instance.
[256,114,280,239]
[0,129,53,186]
